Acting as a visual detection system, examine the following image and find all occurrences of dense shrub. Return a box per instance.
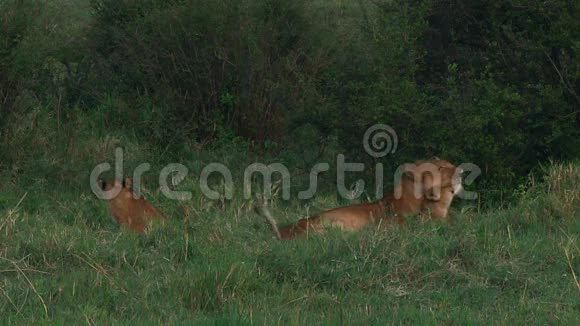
[87,0,320,144]
[0,0,578,201]
[415,0,580,188]
[300,0,580,192]
[0,0,40,121]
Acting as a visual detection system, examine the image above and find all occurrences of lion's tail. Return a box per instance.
[256,204,282,240]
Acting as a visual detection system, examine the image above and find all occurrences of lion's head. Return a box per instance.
[398,158,463,202]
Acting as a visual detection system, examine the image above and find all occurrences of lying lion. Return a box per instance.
[98,178,167,233]
[258,158,463,239]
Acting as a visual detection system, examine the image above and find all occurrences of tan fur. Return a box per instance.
[421,185,457,219]
[100,178,167,233]
[259,158,463,239]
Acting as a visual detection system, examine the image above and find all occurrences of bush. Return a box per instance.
[88,0,318,145]
[300,0,580,196]
[0,0,40,121]
[1,0,578,202]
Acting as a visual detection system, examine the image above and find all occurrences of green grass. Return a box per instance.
[1,0,579,323]
[1,123,579,324]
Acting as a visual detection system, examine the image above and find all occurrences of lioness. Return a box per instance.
[258,158,463,239]
[99,178,167,233]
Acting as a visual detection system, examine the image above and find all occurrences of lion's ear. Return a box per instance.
[124,177,132,188]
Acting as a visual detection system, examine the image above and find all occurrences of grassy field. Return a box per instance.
[1,125,578,323]
[1,0,579,323]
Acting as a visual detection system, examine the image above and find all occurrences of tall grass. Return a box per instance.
[1,127,578,323]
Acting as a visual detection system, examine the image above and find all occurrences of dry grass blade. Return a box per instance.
[0,286,22,317]
[563,246,580,293]
[558,228,580,293]
[0,256,48,319]
[73,253,128,294]
[0,192,28,235]
[0,268,50,275]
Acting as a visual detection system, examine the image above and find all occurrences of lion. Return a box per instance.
[98,177,167,233]
[257,158,463,239]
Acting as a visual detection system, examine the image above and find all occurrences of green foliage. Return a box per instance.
[0,0,40,120]
[414,0,580,190]
[86,0,316,144]
[2,0,578,199]
[286,0,580,196]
